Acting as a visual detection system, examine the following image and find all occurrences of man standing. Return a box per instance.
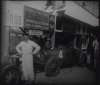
[87,35,94,69]
[93,37,99,70]
[93,37,99,59]
[16,33,40,84]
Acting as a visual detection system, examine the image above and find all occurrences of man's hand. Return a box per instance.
[32,52,37,56]
[32,52,40,58]
[19,53,23,56]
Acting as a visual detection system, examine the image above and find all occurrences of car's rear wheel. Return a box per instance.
[45,58,61,77]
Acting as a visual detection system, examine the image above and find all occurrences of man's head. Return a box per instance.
[22,33,29,42]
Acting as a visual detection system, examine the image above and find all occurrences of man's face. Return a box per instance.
[23,35,29,42]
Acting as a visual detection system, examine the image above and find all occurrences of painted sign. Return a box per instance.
[4,1,24,27]
[29,30,43,35]
[24,6,50,30]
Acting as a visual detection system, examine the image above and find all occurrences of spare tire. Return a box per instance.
[45,58,61,77]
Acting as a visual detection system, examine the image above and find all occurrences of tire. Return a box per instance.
[79,52,87,66]
[45,58,61,77]
[0,65,21,85]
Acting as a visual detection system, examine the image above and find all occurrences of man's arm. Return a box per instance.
[32,41,41,55]
[16,42,23,54]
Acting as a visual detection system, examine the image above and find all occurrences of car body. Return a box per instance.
[34,45,81,76]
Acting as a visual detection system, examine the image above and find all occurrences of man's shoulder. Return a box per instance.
[20,41,26,45]
[28,40,40,47]
[20,41,24,43]
[16,41,24,46]
[28,40,35,43]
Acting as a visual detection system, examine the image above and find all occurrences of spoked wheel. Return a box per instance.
[1,65,21,85]
[45,58,61,77]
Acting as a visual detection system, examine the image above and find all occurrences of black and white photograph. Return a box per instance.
[0,0,100,85]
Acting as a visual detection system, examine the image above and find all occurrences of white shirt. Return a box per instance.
[16,40,40,54]
[93,39,99,50]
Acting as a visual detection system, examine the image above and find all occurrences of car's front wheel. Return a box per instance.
[45,58,61,77]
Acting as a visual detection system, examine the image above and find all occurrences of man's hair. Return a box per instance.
[22,33,29,36]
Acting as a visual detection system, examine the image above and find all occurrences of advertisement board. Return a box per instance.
[24,6,50,30]
[4,1,24,27]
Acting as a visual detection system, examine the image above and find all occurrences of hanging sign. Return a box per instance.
[29,30,43,35]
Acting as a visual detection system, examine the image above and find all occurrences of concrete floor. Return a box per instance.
[35,66,97,85]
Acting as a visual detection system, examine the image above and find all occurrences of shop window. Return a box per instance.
[73,23,77,33]
[77,24,81,33]
[56,16,63,30]
[83,27,86,34]
[62,18,75,32]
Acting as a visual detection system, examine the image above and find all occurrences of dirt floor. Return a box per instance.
[34,66,97,85]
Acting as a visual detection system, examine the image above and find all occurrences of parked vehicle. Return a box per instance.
[0,54,21,85]
[0,41,89,85]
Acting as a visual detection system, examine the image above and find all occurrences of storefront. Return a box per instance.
[45,1,99,50]
[54,10,96,51]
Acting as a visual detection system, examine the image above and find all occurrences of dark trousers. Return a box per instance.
[96,56,100,85]
[89,49,95,68]
[90,54,94,67]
